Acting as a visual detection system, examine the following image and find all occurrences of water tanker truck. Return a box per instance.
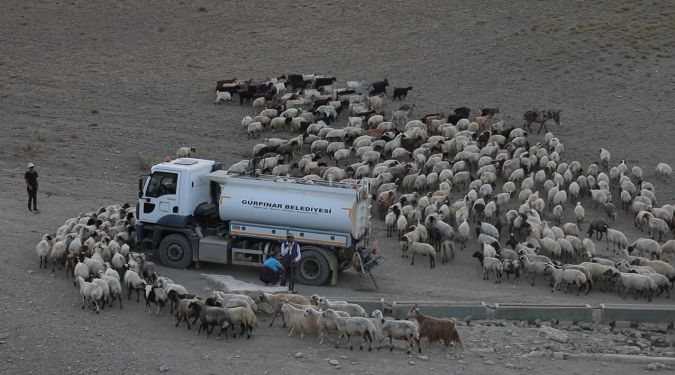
[135,157,378,286]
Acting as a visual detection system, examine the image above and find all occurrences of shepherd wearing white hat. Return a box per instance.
[25,162,38,212]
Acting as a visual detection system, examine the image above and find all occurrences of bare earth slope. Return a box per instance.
[0,1,673,374]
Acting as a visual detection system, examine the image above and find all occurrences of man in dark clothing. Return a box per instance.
[279,234,301,292]
[24,163,38,212]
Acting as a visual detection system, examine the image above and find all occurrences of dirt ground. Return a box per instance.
[1,1,674,374]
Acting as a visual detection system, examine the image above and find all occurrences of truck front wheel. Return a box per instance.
[295,248,331,286]
[159,234,193,269]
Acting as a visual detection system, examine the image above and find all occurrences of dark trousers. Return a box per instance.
[27,187,37,210]
[259,266,280,285]
[282,262,296,291]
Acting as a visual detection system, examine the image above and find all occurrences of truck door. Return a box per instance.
[138,171,180,224]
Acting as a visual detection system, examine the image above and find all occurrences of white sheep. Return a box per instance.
[606,228,628,253]
[214,91,232,104]
[246,122,263,139]
[648,217,670,242]
[402,237,436,268]
[317,297,367,317]
[35,234,53,270]
[282,303,318,339]
[76,276,104,313]
[98,270,123,309]
[609,272,656,301]
[627,238,662,260]
[372,311,421,354]
[545,264,589,295]
[472,251,503,283]
[655,163,672,182]
[73,258,90,285]
[321,309,376,351]
[123,269,146,303]
[599,148,610,170]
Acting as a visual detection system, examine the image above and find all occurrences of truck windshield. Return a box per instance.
[145,172,178,198]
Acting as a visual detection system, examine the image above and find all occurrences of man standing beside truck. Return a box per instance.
[280,234,301,292]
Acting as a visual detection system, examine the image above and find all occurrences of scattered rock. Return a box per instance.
[539,326,569,343]
[552,352,565,360]
[646,363,667,371]
[294,352,303,359]
[484,360,495,365]
[615,345,641,355]
[158,365,170,373]
[418,355,429,361]
[27,270,34,274]
[505,363,515,369]
[408,361,416,366]
[328,360,339,366]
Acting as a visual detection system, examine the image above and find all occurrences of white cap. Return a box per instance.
[27,163,35,168]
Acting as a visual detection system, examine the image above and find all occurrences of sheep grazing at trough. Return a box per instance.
[321,309,376,351]
[407,306,462,349]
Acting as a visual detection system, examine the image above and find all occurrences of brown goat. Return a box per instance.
[407,307,462,348]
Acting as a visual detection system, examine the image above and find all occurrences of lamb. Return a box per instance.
[407,306,462,348]
[472,251,503,283]
[317,297,367,317]
[655,162,672,182]
[35,234,53,270]
[321,309,376,351]
[188,303,234,339]
[608,271,656,301]
[76,276,104,314]
[402,238,436,268]
[545,264,589,295]
[258,292,309,327]
[123,268,146,303]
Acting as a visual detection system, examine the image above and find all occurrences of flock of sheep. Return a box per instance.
[214,73,675,302]
[34,204,461,352]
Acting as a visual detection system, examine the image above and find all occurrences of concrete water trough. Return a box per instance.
[389,301,488,320]
[600,304,675,328]
[494,303,594,323]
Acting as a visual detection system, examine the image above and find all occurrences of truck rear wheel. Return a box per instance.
[295,248,330,286]
[159,234,193,269]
